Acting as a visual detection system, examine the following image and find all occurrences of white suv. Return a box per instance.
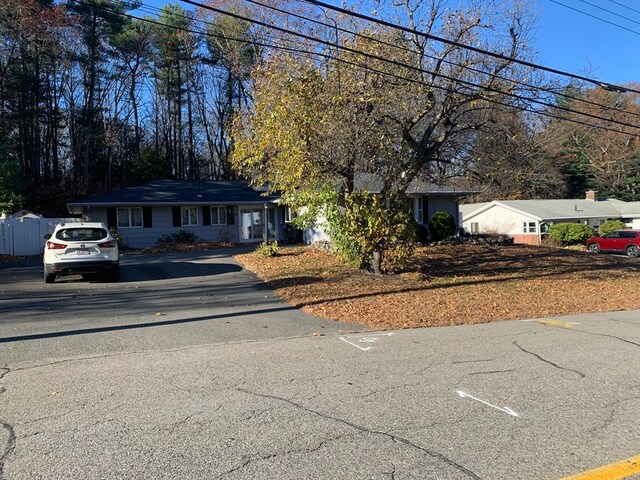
[43,222,119,283]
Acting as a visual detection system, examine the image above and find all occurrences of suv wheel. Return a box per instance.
[44,271,55,283]
[626,244,639,258]
[587,243,600,254]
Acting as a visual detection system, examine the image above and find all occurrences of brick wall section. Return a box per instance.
[511,234,541,245]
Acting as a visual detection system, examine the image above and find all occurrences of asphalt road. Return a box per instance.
[1,251,639,479]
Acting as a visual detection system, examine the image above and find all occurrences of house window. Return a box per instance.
[415,197,423,223]
[470,222,479,233]
[117,208,143,228]
[284,206,297,223]
[211,206,227,225]
[523,222,536,233]
[181,207,198,226]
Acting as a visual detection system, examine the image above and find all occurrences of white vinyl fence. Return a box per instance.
[0,215,82,256]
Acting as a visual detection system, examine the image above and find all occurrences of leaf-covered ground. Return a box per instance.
[235,244,640,330]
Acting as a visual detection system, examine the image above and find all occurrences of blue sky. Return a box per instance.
[534,0,640,85]
[143,0,639,87]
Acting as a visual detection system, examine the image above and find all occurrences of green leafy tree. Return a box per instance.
[0,142,25,213]
[232,1,539,271]
[326,191,416,274]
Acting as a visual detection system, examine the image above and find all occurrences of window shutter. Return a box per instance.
[422,196,429,224]
[226,206,235,225]
[172,207,181,227]
[143,207,152,228]
[203,206,211,226]
[107,208,117,230]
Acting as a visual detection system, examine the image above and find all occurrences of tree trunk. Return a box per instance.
[372,250,382,275]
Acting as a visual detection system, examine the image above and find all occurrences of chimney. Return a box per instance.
[585,190,598,201]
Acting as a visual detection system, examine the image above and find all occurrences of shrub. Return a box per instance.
[325,191,416,274]
[428,211,456,241]
[597,220,627,236]
[547,223,595,246]
[256,241,278,257]
[416,224,429,244]
[157,230,199,247]
[109,227,129,250]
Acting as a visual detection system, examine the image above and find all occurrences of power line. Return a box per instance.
[551,0,640,36]
[68,0,640,136]
[178,0,640,132]
[607,0,640,17]
[578,0,640,26]
[300,0,639,95]
[237,0,640,121]
[117,0,640,125]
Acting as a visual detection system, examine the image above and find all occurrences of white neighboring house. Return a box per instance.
[460,191,640,245]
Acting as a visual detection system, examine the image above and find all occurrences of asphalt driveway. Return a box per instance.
[0,248,363,364]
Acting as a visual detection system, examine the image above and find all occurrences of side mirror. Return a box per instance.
[43,233,51,240]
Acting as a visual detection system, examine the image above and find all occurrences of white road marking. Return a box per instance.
[456,390,520,417]
[339,332,394,351]
[339,336,371,351]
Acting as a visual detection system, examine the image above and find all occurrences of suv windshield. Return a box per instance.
[55,228,108,242]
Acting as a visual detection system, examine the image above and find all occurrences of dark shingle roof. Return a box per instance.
[67,180,280,206]
[353,172,476,196]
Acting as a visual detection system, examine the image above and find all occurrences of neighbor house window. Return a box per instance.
[523,222,536,233]
[117,207,143,228]
[181,207,198,226]
[210,206,227,225]
[470,222,479,233]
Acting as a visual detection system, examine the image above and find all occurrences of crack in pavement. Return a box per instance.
[589,394,640,433]
[359,380,427,400]
[218,432,349,478]
[571,328,640,348]
[468,369,515,376]
[452,359,494,365]
[513,341,586,378]
[0,421,16,480]
[235,387,481,479]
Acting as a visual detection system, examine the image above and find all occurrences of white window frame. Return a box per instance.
[415,197,423,223]
[284,206,297,223]
[181,206,198,226]
[470,222,479,234]
[117,207,143,228]
[210,206,227,225]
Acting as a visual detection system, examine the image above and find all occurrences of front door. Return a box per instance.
[240,207,277,242]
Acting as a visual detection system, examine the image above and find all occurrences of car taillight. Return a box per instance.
[98,240,116,248]
[46,241,67,250]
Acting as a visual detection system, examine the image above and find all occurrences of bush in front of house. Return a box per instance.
[428,211,456,241]
[597,220,628,236]
[256,241,279,257]
[547,223,595,246]
[157,230,200,247]
[109,227,129,251]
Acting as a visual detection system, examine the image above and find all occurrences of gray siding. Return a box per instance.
[422,195,460,226]
[87,205,279,249]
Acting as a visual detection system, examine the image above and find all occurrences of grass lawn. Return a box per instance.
[235,244,640,330]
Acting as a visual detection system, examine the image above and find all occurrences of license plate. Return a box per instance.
[76,249,90,255]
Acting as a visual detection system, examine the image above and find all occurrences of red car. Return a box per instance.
[586,229,640,258]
